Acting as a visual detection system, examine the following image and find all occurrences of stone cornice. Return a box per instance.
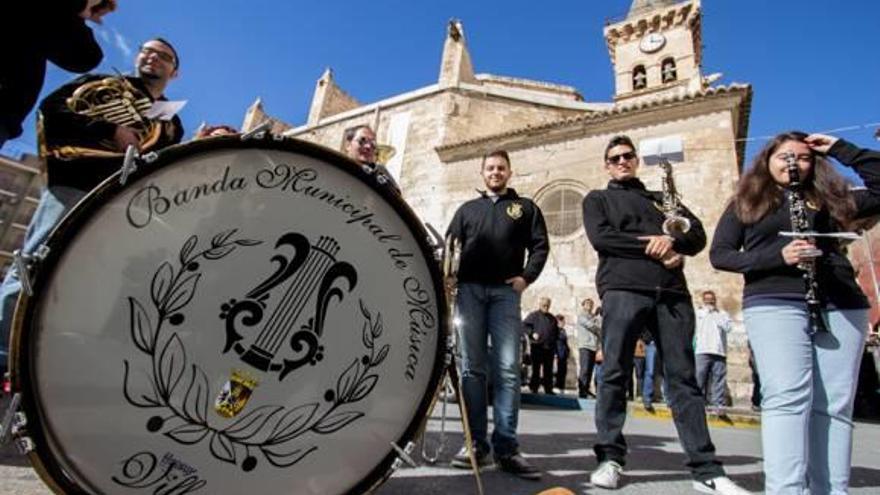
[604,0,701,65]
[435,83,752,166]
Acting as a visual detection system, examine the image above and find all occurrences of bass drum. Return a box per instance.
[8,136,445,494]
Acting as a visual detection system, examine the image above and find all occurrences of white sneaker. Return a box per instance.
[590,460,622,489]
[693,476,751,494]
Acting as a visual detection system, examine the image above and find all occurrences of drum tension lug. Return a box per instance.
[15,436,35,455]
[423,223,445,262]
[0,392,24,444]
[241,121,273,141]
[390,441,418,470]
[13,244,50,297]
[119,145,141,186]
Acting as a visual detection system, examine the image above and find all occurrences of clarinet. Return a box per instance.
[784,152,828,334]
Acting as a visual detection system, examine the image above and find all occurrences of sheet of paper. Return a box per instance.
[145,100,188,121]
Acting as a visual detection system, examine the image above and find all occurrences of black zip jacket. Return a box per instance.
[710,139,880,309]
[1,0,102,140]
[583,178,706,296]
[39,74,184,190]
[446,188,549,285]
[523,310,558,349]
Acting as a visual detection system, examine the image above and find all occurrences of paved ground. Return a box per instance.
[2,399,879,494]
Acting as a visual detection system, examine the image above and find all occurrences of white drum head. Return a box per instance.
[14,138,444,494]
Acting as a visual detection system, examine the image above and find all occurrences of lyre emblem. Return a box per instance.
[220,233,358,380]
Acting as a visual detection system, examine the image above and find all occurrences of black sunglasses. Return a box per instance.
[606,151,637,164]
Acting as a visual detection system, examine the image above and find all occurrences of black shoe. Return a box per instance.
[450,445,492,469]
[643,403,655,413]
[496,453,542,480]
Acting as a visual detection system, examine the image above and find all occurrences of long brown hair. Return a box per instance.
[732,131,855,225]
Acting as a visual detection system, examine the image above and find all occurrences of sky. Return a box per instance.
[3,0,879,169]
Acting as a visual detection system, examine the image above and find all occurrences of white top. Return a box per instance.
[694,306,732,356]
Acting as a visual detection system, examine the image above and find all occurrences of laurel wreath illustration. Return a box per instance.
[122,229,390,471]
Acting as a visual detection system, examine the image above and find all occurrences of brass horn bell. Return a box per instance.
[42,77,162,160]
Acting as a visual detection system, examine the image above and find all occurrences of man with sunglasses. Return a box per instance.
[582,136,748,494]
[343,125,401,194]
[0,38,184,380]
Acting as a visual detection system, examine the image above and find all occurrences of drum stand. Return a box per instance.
[417,229,484,495]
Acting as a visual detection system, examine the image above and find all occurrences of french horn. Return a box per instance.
[41,77,162,159]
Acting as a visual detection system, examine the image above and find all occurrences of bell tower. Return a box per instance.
[604,0,704,102]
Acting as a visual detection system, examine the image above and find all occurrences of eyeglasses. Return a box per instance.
[606,151,637,164]
[140,46,176,65]
[774,152,813,165]
[356,136,376,147]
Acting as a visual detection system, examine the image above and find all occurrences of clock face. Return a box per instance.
[639,32,666,53]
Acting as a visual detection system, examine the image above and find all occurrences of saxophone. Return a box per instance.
[659,158,692,235]
[784,152,828,334]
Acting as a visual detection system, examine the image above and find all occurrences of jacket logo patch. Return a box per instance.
[506,203,524,220]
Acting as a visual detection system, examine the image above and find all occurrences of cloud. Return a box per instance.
[113,28,133,58]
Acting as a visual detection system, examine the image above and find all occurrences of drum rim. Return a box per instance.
[9,135,448,495]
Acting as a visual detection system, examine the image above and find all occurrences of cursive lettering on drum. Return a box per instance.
[126,165,247,229]
[256,163,415,269]
[403,276,435,381]
[112,451,207,494]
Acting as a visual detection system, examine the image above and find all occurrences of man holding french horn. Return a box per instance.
[583,135,748,494]
[0,37,184,374]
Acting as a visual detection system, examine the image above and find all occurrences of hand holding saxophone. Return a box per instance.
[638,234,675,259]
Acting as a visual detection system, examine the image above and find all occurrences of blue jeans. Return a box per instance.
[455,282,522,457]
[745,303,866,495]
[695,354,727,407]
[643,340,669,404]
[0,186,86,370]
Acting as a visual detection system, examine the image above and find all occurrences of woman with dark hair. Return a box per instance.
[710,132,880,494]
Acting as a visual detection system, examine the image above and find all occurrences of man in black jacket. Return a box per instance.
[523,297,558,394]
[446,149,549,480]
[0,38,183,375]
[583,136,748,495]
[0,0,116,148]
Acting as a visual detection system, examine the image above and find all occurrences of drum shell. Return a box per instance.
[8,136,447,495]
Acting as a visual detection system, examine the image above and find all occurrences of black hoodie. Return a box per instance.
[446,188,549,285]
[582,178,706,296]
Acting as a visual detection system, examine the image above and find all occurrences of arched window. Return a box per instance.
[632,65,648,90]
[661,57,677,83]
[537,184,586,238]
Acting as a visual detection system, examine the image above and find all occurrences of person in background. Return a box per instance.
[576,298,601,398]
[555,314,571,393]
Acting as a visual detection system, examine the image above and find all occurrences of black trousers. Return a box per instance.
[529,344,554,393]
[555,352,569,390]
[593,290,724,481]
